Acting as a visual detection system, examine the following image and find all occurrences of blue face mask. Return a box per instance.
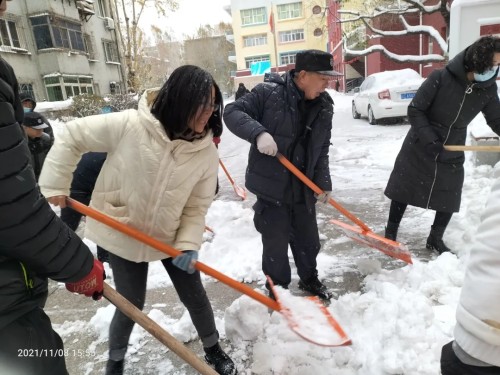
[473,67,499,82]
[23,107,32,113]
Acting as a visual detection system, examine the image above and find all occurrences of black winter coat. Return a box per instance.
[385,50,500,212]
[235,85,250,100]
[0,58,94,330]
[27,114,54,181]
[224,70,334,209]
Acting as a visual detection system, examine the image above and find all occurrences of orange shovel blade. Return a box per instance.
[269,280,351,347]
[331,219,412,264]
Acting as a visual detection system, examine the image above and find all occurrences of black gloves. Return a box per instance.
[425,140,443,156]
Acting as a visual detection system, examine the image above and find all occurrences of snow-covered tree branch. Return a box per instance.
[334,0,451,64]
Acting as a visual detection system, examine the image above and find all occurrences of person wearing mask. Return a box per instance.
[21,108,54,181]
[0,1,104,374]
[223,49,338,301]
[234,82,250,100]
[440,175,500,374]
[39,65,236,375]
[384,35,500,253]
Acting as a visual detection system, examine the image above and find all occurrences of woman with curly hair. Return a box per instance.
[384,35,500,253]
[39,65,236,375]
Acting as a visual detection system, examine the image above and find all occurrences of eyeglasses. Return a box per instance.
[201,102,219,114]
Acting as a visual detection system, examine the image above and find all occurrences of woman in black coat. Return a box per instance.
[384,36,500,253]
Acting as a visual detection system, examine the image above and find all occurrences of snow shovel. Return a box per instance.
[219,159,247,200]
[276,153,412,265]
[444,145,500,152]
[67,198,351,347]
[102,283,218,375]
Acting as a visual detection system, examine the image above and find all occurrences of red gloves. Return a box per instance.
[66,258,105,300]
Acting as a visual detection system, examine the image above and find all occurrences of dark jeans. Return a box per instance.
[253,198,321,288]
[107,253,218,361]
[0,308,68,375]
[441,341,500,375]
[60,191,109,262]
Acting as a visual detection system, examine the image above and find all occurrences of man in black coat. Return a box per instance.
[384,36,500,253]
[0,4,105,372]
[224,50,338,300]
[234,82,250,100]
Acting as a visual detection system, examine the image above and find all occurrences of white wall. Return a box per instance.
[449,0,500,58]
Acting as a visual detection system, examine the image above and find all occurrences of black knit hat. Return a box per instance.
[23,112,48,129]
[295,49,341,76]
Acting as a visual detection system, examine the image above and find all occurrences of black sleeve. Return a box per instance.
[0,69,94,283]
[407,69,442,144]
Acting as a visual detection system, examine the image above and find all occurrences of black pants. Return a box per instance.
[0,308,68,375]
[441,341,500,375]
[107,254,219,361]
[388,200,453,228]
[60,191,109,262]
[253,198,320,288]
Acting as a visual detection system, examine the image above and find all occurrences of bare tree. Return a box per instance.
[109,0,178,92]
[333,0,452,64]
[184,22,236,95]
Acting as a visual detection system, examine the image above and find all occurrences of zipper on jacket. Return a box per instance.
[426,83,474,209]
[19,262,34,297]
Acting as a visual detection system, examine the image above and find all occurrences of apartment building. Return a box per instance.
[228,0,329,89]
[0,0,125,102]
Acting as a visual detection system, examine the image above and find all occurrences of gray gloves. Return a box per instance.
[315,191,332,204]
[172,250,198,274]
[256,132,278,156]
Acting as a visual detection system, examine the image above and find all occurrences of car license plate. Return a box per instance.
[401,92,415,99]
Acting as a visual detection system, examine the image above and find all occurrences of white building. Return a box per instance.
[0,0,125,102]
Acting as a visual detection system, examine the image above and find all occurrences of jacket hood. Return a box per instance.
[19,93,36,109]
[447,49,499,89]
[137,88,213,152]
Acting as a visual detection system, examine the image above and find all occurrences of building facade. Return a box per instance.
[228,0,330,89]
[0,0,125,102]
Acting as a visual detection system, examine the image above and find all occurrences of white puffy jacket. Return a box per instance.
[454,174,500,366]
[39,89,218,262]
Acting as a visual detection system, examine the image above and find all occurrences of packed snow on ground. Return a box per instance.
[47,88,499,375]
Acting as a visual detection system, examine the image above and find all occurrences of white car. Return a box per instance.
[351,68,424,125]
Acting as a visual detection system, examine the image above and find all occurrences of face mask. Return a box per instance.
[23,107,32,113]
[473,67,498,82]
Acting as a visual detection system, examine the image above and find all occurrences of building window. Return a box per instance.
[245,55,270,69]
[279,29,304,43]
[44,75,94,101]
[277,2,302,20]
[280,52,297,65]
[243,34,267,47]
[19,83,34,99]
[428,38,433,54]
[95,0,107,17]
[84,34,96,60]
[30,15,85,52]
[241,7,266,26]
[103,40,119,62]
[0,19,21,48]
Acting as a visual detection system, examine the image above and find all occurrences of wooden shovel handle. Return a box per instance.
[444,145,500,152]
[66,198,280,312]
[219,159,235,185]
[276,153,371,232]
[103,283,218,375]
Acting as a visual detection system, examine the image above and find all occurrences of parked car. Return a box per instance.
[351,68,424,124]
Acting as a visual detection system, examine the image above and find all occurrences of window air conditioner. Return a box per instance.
[104,17,115,30]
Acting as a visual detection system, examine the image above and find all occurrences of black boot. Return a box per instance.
[105,359,124,375]
[298,275,333,300]
[384,221,399,241]
[426,225,452,254]
[204,343,237,375]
